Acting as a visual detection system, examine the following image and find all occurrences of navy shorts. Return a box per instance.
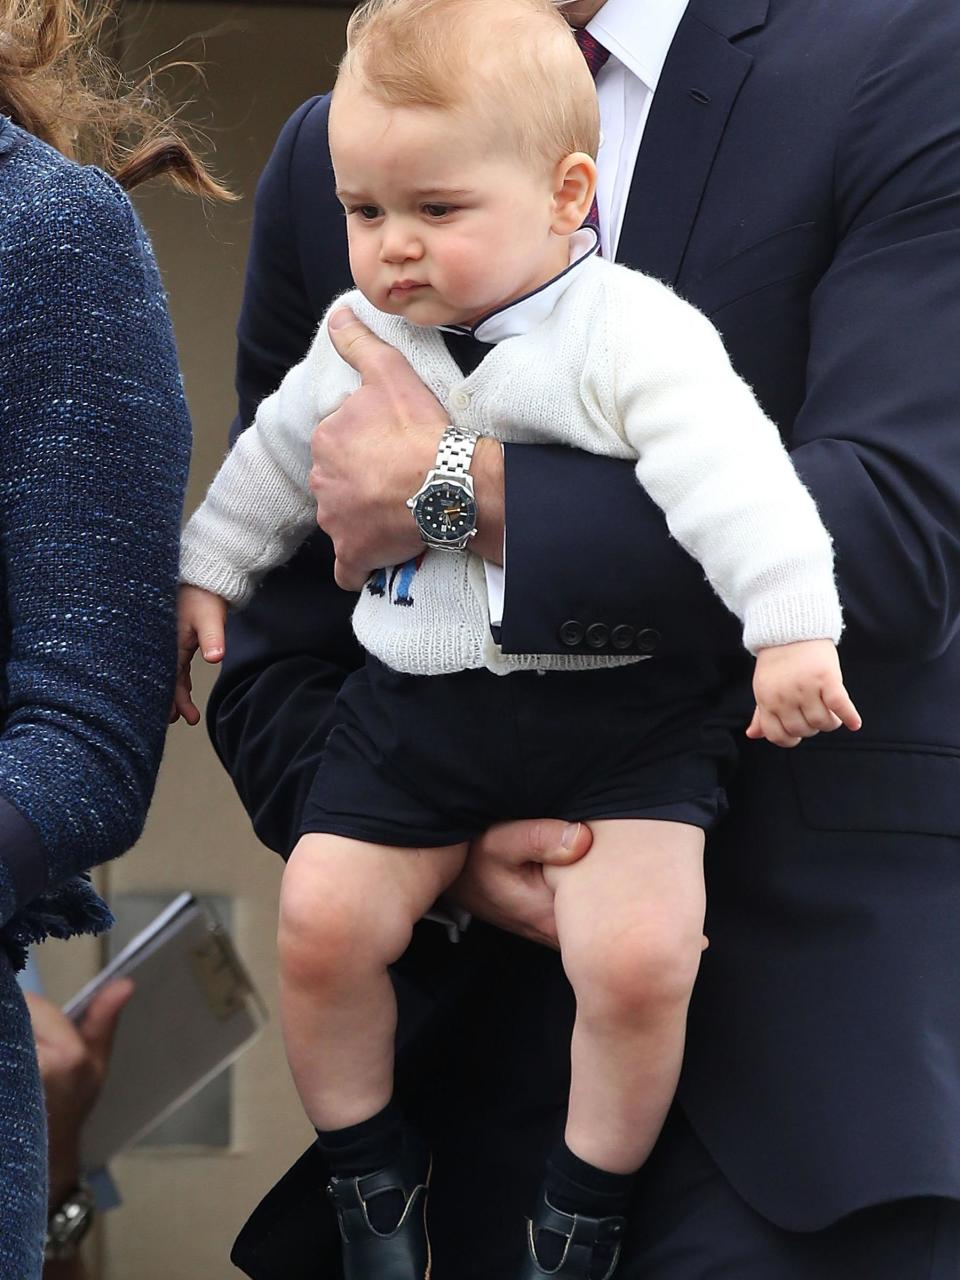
[298,655,744,848]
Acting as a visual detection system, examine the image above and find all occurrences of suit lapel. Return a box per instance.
[618,0,769,284]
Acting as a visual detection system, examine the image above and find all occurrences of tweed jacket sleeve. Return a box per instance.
[0,131,191,933]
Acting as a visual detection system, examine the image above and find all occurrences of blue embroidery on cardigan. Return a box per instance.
[366,554,426,606]
[391,555,420,606]
[366,568,387,598]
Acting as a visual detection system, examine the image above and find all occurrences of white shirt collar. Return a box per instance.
[440,227,599,344]
[587,0,690,92]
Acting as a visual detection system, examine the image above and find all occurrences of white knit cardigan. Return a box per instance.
[181,257,842,676]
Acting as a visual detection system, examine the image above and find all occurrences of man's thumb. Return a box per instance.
[328,306,389,376]
[529,818,593,867]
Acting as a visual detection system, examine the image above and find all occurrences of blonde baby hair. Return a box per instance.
[339,0,600,166]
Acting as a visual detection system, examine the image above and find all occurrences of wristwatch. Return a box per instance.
[406,426,480,550]
[44,1181,96,1261]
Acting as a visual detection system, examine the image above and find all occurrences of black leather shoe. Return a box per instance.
[518,1193,625,1280]
[326,1139,431,1280]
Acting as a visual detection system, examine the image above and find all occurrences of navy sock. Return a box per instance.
[534,1139,634,1274]
[315,1099,407,1233]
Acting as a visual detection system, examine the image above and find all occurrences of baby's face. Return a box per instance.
[329,79,570,327]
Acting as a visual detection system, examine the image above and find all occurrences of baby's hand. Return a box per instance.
[171,585,228,726]
[746,638,861,748]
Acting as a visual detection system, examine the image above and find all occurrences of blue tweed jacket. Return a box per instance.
[0,114,190,1275]
[0,116,190,961]
[0,117,192,962]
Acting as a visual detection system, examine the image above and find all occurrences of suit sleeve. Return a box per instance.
[786,0,960,662]
[206,99,363,856]
[501,0,960,665]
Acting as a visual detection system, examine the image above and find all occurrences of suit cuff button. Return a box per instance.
[585,622,610,649]
[611,624,635,651]
[636,627,661,654]
[559,620,584,647]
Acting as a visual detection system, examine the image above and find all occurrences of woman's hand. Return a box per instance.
[446,818,593,948]
[26,980,134,1209]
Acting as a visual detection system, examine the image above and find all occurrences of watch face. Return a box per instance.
[414,481,477,544]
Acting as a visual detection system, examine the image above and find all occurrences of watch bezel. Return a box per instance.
[406,470,479,550]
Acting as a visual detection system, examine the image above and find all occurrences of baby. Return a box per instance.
[176,1,860,1276]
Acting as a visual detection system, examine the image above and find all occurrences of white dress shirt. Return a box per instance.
[486,0,690,623]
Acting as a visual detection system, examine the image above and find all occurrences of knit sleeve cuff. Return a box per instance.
[179,546,255,609]
[0,794,48,924]
[742,591,844,655]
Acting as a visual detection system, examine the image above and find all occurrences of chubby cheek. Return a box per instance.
[436,242,504,308]
[347,236,379,300]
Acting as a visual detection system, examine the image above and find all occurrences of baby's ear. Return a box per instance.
[552,151,597,234]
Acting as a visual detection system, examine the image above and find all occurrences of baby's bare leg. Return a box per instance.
[278,834,467,1130]
[547,818,706,1173]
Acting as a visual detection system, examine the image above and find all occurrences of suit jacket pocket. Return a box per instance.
[790,744,960,837]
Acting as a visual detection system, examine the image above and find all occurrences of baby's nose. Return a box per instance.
[379,222,423,262]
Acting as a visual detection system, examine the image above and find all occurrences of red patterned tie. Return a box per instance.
[574,26,611,79]
[573,27,610,238]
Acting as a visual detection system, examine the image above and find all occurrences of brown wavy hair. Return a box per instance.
[0,0,232,198]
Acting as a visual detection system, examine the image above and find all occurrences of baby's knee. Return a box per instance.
[278,838,413,986]
[568,923,703,1021]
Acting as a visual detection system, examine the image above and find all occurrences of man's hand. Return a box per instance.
[172,585,228,725]
[447,819,593,948]
[313,308,505,589]
[747,638,862,747]
[26,980,134,1208]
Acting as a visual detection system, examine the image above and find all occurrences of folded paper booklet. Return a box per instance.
[64,892,266,1168]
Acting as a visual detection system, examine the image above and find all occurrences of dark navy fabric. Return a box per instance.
[211,0,960,1270]
[300,657,738,846]
[232,1102,960,1280]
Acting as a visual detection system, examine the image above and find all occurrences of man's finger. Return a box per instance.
[327,307,398,380]
[480,818,593,867]
[78,978,135,1072]
[333,558,367,592]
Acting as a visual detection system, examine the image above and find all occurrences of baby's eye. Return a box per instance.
[350,205,382,221]
[422,203,456,218]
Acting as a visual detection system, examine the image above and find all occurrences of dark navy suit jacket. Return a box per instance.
[213,0,960,1272]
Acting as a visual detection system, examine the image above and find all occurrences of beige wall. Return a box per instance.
[36,5,352,1276]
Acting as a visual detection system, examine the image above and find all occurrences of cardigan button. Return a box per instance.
[451,390,472,410]
[611,624,635,650]
[585,623,609,649]
[636,627,661,653]
[559,620,584,647]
